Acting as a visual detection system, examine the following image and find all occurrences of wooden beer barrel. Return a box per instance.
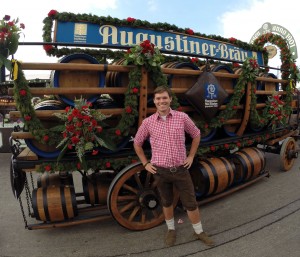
[24,100,65,158]
[212,64,236,103]
[82,173,111,205]
[166,62,200,105]
[231,147,265,184]
[32,186,78,222]
[37,172,74,188]
[52,53,105,106]
[190,157,235,198]
[257,72,279,103]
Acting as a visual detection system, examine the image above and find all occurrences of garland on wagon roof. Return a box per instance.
[42,10,267,63]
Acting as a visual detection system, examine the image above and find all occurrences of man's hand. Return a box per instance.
[183,156,194,169]
[144,163,157,174]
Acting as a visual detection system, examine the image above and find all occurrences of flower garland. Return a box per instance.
[254,33,298,82]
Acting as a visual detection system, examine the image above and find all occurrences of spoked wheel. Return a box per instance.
[107,162,179,231]
[280,137,298,171]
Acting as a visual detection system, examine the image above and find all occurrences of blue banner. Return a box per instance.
[55,21,264,65]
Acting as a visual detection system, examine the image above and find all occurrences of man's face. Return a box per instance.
[153,91,172,114]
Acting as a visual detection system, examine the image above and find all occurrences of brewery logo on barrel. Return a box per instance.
[205,83,218,108]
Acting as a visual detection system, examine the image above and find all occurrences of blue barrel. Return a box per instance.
[167,62,200,106]
[212,64,236,103]
[25,100,65,158]
[52,53,105,106]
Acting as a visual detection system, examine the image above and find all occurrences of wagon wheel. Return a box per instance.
[280,137,298,171]
[107,162,179,231]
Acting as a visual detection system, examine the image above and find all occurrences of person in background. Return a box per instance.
[133,86,215,247]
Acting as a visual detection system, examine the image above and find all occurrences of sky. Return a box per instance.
[1,0,299,79]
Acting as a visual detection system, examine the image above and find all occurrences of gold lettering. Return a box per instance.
[120,31,133,46]
[165,37,175,51]
[219,44,229,59]
[202,43,209,55]
[189,41,201,54]
[135,33,148,44]
[209,45,216,56]
[99,25,118,44]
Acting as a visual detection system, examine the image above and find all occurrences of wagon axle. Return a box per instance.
[138,190,159,210]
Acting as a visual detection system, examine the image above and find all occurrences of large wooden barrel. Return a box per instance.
[257,72,279,102]
[223,109,243,137]
[164,62,200,105]
[82,173,111,205]
[32,186,78,222]
[52,53,105,106]
[230,147,265,184]
[105,59,129,104]
[189,157,235,198]
[37,172,74,188]
[211,64,236,103]
[24,100,65,158]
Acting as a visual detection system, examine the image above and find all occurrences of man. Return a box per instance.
[133,86,215,247]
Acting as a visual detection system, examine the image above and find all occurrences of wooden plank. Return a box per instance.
[17,147,38,161]
[236,82,252,136]
[138,67,148,127]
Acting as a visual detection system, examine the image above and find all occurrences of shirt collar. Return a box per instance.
[155,108,174,120]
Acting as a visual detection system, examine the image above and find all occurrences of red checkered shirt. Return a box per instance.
[134,109,200,168]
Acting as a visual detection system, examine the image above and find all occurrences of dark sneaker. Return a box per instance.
[194,232,215,246]
[165,229,176,247]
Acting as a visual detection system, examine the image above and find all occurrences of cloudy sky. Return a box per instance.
[1,0,299,78]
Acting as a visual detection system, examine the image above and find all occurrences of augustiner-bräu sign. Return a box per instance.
[54,21,264,65]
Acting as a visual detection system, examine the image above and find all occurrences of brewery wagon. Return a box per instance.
[3,11,300,230]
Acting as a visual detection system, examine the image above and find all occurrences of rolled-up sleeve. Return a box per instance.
[184,114,200,139]
[134,120,150,146]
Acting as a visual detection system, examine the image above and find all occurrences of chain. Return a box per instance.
[24,177,33,217]
[18,195,28,229]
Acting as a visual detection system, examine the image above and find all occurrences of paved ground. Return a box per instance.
[0,150,300,257]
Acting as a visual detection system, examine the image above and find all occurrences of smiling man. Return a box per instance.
[133,86,214,247]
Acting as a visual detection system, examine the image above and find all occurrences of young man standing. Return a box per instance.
[133,86,215,247]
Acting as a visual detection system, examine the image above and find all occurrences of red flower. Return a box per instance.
[68,144,73,149]
[233,62,240,68]
[236,142,241,147]
[19,89,26,96]
[186,29,194,35]
[125,106,132,113]
[92,150,98,155]
[44,165,51,172]
[224,143,229,149]
[106,162,111,168]
[127,49,131,53]
[204,123,209,128]
[97,126,103,133]
[20,23,25,29]
[4,15,10,21]
[127,17,136,22]
[24,115,31,121]
[71,136,80,144]
[132,87,139,94]
[229,37,237,43]
[77,163,81,169]
[210,145,216,151]
[43,135,49,142]
[177,106,183,112]
[48,10,58,17]
[191,57,199,63]
[115,129,121,136]
[43,44,54,52]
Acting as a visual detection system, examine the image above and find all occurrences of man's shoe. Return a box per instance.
[194,232,215,246]
[165,229,176,247]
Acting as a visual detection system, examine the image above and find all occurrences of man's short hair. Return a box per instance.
[153,86,172,97]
